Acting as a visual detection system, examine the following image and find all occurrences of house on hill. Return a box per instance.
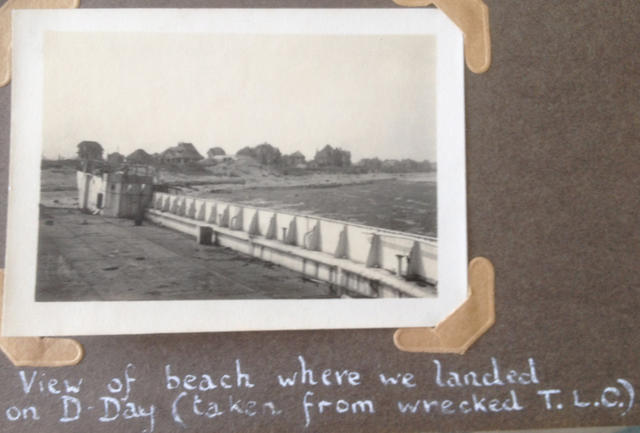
[126,149,154,165]
[206,147,226,159]
[161,142,203,164]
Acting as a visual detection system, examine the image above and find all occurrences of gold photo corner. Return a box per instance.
[0,0,80,87]
[393,0,491,74]
[392,0,492,352]
[394,257,495,353]
[0,269,84,366]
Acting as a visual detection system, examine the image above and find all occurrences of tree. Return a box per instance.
[107,152,125,165]
[313,144,351,167]
[236,142,281,166]
[77,141,104,161]
[282,151,306,167]
[254,143,282,166]
[358,157,382,172]
[236,146,253,158]
[418,160,434,172]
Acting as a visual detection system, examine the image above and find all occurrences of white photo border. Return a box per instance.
[3,8,467,336]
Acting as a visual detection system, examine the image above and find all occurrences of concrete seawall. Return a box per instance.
[147,192,438,298]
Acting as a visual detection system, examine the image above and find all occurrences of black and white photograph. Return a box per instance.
[3,8,467,335]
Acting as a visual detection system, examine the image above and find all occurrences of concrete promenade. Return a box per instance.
[36,207,339,301]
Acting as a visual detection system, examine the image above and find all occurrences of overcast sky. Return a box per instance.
[43,32,436,162]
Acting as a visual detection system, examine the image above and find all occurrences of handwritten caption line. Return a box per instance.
[3,357,635,431]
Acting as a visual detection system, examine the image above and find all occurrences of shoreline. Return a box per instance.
[39,169,437,237]
[178,171,436,196]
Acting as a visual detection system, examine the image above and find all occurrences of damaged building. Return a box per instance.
[77,169,154,218]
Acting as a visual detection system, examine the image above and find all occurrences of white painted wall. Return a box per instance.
[152,192,438,283]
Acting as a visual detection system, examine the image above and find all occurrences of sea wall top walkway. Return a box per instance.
[150,192,438,289]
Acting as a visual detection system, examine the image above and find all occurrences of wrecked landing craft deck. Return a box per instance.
[36,207,342,302]
[69,170,437,300]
